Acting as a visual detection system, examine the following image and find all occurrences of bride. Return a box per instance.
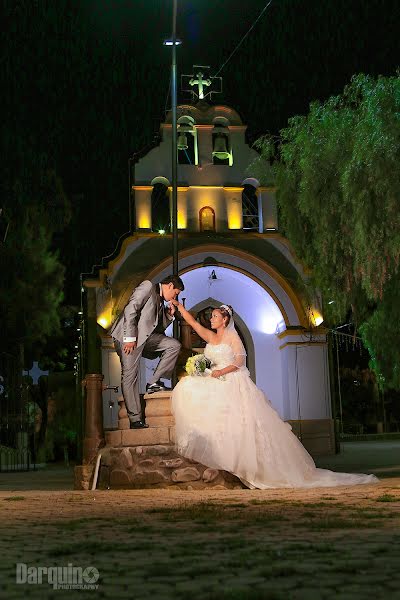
[170,302,378,489]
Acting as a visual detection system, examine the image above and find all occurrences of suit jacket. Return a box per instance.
[109,280,173,346]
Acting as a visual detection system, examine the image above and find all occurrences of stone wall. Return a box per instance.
[98,444,245,490]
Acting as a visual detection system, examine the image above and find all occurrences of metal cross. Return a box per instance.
[189,70,212,100]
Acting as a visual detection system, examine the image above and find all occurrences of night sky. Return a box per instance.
[3,0,400,304]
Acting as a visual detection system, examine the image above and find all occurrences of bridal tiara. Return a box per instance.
[219,304,233,317]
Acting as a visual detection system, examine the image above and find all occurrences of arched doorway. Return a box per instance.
[199,206,215,232]
[105,244,333,454]
[158,266,285,414]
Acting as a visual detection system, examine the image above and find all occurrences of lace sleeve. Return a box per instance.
[223,330,247,368]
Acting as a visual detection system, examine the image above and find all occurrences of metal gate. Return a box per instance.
[0,352,35,471]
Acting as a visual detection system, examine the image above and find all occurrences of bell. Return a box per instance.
[212,133,230,160]
[177,132,188,150]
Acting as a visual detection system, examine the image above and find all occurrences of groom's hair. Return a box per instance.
[160,274,185,291]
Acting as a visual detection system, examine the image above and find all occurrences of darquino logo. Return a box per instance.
[16,563,99,590]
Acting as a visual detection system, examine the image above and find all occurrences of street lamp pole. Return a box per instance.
[171,0,178,282]
[170,0,180,346]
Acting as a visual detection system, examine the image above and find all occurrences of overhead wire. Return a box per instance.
[212,0,274,79]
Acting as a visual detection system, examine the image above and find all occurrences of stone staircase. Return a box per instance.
[89,390,245,491]
[104,391,176,448]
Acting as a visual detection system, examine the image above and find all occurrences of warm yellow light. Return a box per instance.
[312,312,324,326]
[177,212,187,229]
[177,191,187,228]
[97,317,109,329]
[228,216,241,229]
[136,195,152,229]
[137,211,151,229]
[228,210,241,229]
[227,197,242,229]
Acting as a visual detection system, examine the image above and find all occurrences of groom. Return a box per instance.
[109,275,184,429]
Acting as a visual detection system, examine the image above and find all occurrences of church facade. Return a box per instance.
[82,98,335,456]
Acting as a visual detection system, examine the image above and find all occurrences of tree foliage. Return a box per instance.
[252,74,400,389]
[0,147,71,359]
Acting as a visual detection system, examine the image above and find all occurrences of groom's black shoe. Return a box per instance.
[130,420,149,429]
[146,380,171,394]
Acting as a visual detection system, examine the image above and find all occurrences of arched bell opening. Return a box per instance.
[242,177,261,232]
[150,176,171,233]
[212,117,232,166]
[177,115,198,165]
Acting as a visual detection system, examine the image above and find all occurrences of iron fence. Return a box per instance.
[0,352,35,472]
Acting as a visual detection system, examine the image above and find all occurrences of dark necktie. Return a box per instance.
[155,296,164,331]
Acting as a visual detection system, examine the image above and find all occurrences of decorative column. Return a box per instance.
[82,373,105,464]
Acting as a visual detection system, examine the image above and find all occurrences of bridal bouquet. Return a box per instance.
[185,354,212,376]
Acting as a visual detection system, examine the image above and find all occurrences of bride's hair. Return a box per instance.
[218,304,234,325]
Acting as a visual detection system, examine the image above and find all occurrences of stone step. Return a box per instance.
[105,425,175,447]
[146,415,175,427]
[145,395,172,417]
[144,390,172,400]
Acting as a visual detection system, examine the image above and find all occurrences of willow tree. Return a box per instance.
[252,74,400,389]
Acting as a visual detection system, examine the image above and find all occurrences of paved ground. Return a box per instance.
[0,442,399,599]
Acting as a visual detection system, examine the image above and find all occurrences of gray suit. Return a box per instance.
[109,280,181,423]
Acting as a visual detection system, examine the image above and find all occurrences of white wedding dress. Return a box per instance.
[172,330,378,489]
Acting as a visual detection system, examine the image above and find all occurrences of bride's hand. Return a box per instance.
[171,299,184,312]
[166,302,176,317]
[211,369,224,378]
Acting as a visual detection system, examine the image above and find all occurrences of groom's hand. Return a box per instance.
[123,342,136,354]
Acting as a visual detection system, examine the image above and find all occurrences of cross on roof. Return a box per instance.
[182,65,222,101]
[189,69,212,100]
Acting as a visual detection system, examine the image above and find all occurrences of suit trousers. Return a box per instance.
[114,333,181,423]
